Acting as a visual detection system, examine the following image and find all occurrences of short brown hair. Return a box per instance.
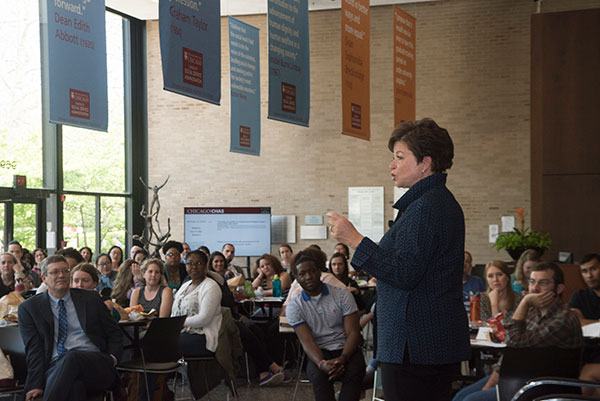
[531,262,564,286]
[71,263,99,284]
[388,118,454,173]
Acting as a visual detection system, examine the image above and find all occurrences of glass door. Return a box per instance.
[1,200,43,252]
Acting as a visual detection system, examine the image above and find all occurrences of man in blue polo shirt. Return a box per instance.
[286,252,365,401]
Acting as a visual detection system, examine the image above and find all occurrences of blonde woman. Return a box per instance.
[130,258,173,318]
[512,249,541,295]
[481,260,523,322]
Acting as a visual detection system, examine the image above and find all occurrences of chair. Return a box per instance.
[515,377,600,401]
[496,347,582,401]
[116,316,186,401]
[0,326,26,400]
[182,355,238,401]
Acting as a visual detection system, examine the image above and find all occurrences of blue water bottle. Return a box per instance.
[272,275,282,298]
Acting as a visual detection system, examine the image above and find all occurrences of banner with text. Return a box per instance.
[341,0,370,140]
[229,17,261,156]
[159,0,221,105]
[267,0,310,127]
[394,7,416,126]
[45,0,107,131]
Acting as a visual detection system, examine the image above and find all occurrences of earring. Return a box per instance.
[422,169,425,173]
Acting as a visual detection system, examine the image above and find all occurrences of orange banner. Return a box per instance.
[393,6,416,126]
[341,0,370,140]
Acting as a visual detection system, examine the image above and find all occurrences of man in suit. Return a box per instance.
[18,255,123,401]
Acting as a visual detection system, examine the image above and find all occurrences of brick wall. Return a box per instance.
[146,0,600,266]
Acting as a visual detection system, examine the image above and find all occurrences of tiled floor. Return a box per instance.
[173,378,377,400]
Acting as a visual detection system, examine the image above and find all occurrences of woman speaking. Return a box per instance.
[328,118,470,401]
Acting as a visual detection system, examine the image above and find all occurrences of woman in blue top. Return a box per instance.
[328,118,470,401]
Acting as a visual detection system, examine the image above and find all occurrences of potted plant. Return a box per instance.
[494,207,552,260]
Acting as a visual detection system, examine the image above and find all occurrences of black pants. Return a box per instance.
[44,350,117,401]
[380,361,459,401]
[305,349,365,401]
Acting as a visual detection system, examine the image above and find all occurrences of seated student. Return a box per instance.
[108,245,123,272]
[287,252,365,401]
[569,253,600,398]
[329,252,364,310]
[171,251,222,392]
[133,249,148,265]
[1,252,32,297]
[130,258,173,318]
[453,262,583,401]
[481,260,523,322]
[511,249,541,295]
[208,251,238,280]
[221,243,245,276]
[33,248,48,275]
[279,244,294,276]
[56,247,84,269]
[19,255,123,401]
[252,254,292,298]
[162,241,188,291]
[79,247,93,263]
[463,251,486,315]
[8,240,42,288]
[110,260,139,308]
[96,253,117,296]
[71,263,117,316]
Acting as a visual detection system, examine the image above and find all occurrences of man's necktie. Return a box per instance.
[57,299,67,356]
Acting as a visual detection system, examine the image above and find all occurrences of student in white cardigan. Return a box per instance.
[171,250,223,357]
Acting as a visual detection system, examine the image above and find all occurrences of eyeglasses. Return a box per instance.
[528,279,554,287]
[186,261,205,268]
[97,262,110,267]
[48,268,71,277]
[166,252,179,258]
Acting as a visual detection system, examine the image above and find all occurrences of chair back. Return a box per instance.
[498,347,582,401]
[141,316,186,363]
[0,326,27,382]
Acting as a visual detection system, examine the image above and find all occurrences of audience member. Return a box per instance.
[453,262,583,401]
[198,246,211,257]
[21,249,34,269]
[181,242,191,262]
[133,249,148,265]
[18,255,123,401]
[252,254,292,298]
[32,248,47,275]
[162,241,187,291]
[110,260,139,308]
[96,253,117,295]
[222,243,244,276]
[129,244,142,261]
[1,253,22,297]
[209,251,238,280]
[108,245,123,272]
[512,249,541,295]
[71,263,115,313]
[130,258,173,318]
[329,252,364,311]
[279,244,294,276]
[462,251,486,315]
[7,240,41,287]
[79,247,93,263]
[569,253,600,325]
[481,260,522,323]
[287,252,365,401]
[171,250,222,394]
[569,253,600,398]
[56,247,84,269]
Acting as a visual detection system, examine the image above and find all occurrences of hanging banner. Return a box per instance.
[229,17,261,156]
[159,0,221,105]
[267,0,310,127]
[394,7,416,126]
[341,0,370,140]
[44,0,108,131]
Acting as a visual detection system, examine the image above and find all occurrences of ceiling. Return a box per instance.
[106,0,437,20]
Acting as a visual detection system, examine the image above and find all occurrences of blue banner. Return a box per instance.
[44,0,107,131]
[267,0,310,127]
[229,17,260,156]
[159,0,221,105]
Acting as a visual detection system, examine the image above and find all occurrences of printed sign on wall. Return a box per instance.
[267,0,310,127]
[229,17,261,156]
[393,7,416,126]
[159,0,221,104]
[341,0,370,140]
[45,0,108,131]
